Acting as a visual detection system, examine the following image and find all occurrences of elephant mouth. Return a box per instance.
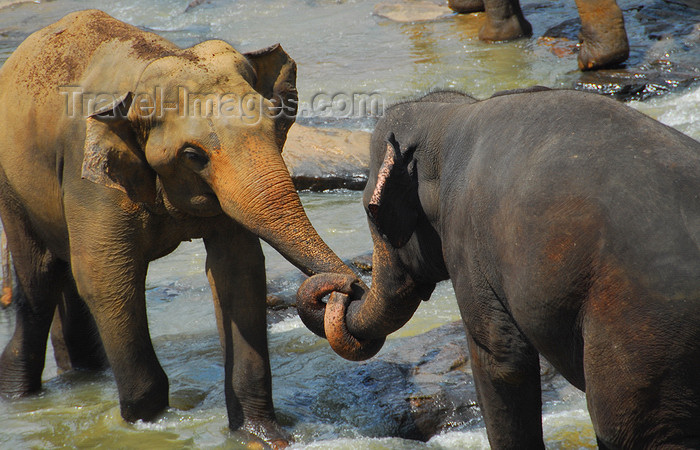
[162,190,222,217]
[186,193,222,217]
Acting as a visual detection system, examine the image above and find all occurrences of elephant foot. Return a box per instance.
[577,26,629,70]
[118,373,169,423]
[0,372,41,398]
[479,14,532,42]
[241,417,290,449]
[0,342,43,397]
[448,0,484,14]
[575,1,629,70]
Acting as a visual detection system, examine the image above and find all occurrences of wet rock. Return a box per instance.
[0,0,36,10]
[282,124,370,191]
[542,17,580,42]
[635,0,700,41]
[350,251,373,273]
[374,0,454,23]
[306,321,572,440]
[574,60,700,101]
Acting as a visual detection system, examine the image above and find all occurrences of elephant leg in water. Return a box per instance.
[0,183,67,395]
[204,225,282,437]
[449,0,629,70]
[51,278,109,374]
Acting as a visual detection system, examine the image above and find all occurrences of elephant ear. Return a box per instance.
[367,133,419,248]
[244,44,298,149]
[81,92,157,204]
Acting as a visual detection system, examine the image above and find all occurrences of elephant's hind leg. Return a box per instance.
[575,0,629,70]
[479,0,532,43]
[583,271,700,447]
[0,194,67,396]
[51,276,108,374]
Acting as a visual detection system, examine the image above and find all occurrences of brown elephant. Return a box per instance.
[0,9,359,447]
[448,0,629,70]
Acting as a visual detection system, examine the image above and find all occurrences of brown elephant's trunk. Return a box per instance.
[297,227,426,361]
[208,140,359,283]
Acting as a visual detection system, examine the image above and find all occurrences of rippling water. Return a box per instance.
[0,0,698,448]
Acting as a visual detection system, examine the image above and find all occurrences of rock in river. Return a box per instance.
[298,321,575,441]
[374,0,454,23]
[282,124,371,191]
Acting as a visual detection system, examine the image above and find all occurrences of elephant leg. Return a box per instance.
[50,275,108,374]
[583,302,700,447]
[448,0,485,14]
[204,224,288,447]
[574,0,629,70]
[479,0,532,42]
[0,191,65,396]
[457,280,543,449]
[69,237,168,423]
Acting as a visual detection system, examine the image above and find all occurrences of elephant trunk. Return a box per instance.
[209,139,359,283]
[297,230,426,361]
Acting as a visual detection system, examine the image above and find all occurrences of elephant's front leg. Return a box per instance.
[575,0,629,70]
[457,282,543,449]
[204,226,288,448]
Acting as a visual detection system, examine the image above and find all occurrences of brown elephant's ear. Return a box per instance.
[244,44,298,149]
[81,92,157,204]
[367,133,419,248]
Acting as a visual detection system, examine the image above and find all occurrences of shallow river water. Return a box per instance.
[0,0,698,448]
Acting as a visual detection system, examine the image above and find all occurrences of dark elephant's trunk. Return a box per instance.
[208,137,359,283]
[297,227,427,361]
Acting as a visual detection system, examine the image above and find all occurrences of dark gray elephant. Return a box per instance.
[298,88,700,448]
[0,10,360,448]
[449,0,629,70]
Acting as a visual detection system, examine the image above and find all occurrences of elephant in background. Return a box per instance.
[448,0,629,70]
[0,10,360,448]
[298,88,700,447]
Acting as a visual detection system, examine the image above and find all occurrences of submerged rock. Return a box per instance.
[282,124,370,191]
[374,0,454,23]
[302,321,574,441]
[350,251,373,273]
[184,0,211,13]
[0,0,36,10]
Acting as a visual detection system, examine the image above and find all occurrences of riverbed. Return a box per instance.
[0,0,698,448]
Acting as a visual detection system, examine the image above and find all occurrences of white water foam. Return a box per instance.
[629,85,700,140]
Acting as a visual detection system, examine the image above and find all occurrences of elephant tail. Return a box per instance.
[1,230,11,307]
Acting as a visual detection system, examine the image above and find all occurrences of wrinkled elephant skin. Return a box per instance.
[0,10,359,447]
[299,88,700,448]
[449,0,629,70]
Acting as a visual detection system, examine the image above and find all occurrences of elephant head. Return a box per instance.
[81,41,358,280]
[297,132,448,360]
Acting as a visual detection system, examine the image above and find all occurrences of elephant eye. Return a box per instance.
[181,146,209,166]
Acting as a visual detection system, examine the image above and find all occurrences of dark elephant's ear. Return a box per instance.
[81,92,157,204]
[244,44,298,149]
[367,133,419,248]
